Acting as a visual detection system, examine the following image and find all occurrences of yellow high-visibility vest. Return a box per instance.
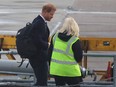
[50,33,81,77]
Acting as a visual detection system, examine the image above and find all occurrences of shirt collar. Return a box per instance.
[40,14,47,23]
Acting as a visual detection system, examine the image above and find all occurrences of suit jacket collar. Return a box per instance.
[39,14,47,23]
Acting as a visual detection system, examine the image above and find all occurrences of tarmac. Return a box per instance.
[0,0,116,37]
[0,0,116,86]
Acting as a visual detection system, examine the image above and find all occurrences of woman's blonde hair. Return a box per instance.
[58,17,80,37]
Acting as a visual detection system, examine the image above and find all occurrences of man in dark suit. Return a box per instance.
[28,3,56,86]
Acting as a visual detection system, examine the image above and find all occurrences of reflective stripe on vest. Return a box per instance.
[51,59,77,65]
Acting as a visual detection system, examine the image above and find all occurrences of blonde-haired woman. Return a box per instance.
[48,17,83,87]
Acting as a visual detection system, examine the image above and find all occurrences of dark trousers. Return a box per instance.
[54,76,82,87]
[29,58,48,86]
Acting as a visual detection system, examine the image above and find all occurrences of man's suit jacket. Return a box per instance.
[31,15,50,61]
